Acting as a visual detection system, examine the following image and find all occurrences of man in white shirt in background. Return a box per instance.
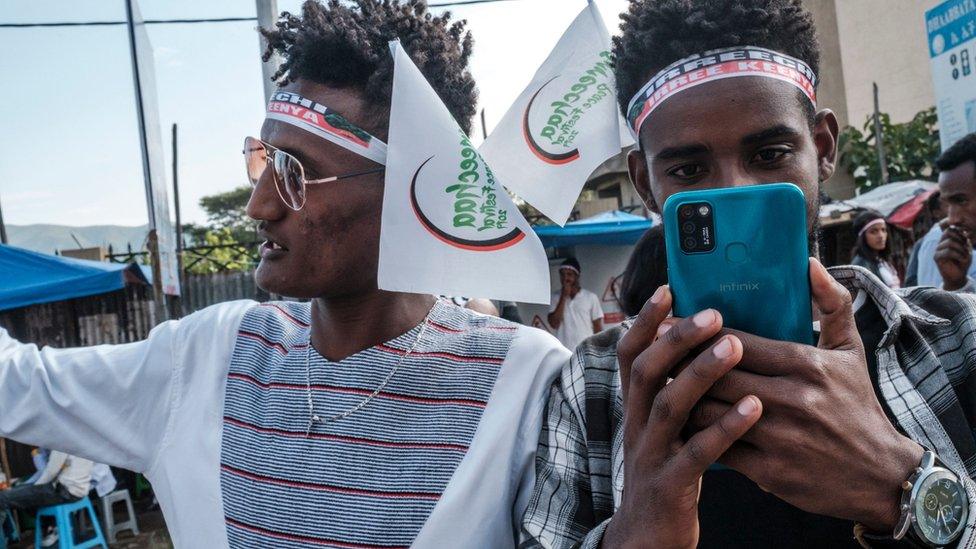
[0,450,93,547]
[548,258,604,350]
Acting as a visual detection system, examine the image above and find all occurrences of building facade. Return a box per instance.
[572,1,944,218]
[806,0,942,198]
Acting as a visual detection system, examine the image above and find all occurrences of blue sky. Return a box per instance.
[0,0,627,227]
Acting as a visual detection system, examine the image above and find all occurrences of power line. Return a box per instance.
[0,16,257,28]
[0,0,521,28]
[430,0,518,5]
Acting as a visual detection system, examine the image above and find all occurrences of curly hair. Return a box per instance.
[260,0,478,136]
[936,133,976,172]
[612,0,820,126]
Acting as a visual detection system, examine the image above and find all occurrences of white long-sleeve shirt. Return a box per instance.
[34,451,93,498]
[0,300,569,548]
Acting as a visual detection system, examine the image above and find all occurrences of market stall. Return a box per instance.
[818,180,938,270]
[0,244,153,478]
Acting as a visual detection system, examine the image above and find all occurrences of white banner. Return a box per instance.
[480,1,633,226]
[378,42,551,304]
[126,0,180,296]
[926,0,976,151]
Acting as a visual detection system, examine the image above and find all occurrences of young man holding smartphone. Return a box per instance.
[521,1,976,548]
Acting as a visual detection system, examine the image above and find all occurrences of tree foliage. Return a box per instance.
[198,186,256,243]
[178,186,257,273]
[182,228,256,274]
[838,107,940,191]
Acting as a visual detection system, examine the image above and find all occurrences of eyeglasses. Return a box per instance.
[243,136,385,211]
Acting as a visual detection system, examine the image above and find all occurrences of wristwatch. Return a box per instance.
[893,450,969,547]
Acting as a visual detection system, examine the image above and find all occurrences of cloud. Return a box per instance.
[154,46,184,68]
[5,190,55,202]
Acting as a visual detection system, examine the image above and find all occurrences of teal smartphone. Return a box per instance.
[662,183,813,345]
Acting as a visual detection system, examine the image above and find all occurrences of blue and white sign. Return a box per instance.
[926,0,976,150]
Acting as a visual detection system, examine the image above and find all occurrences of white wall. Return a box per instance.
[518,244,635,337]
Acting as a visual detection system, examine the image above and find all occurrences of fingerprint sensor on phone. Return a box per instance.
[725,242,749,264]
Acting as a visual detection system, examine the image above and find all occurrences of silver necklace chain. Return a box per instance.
[304,304,435,435]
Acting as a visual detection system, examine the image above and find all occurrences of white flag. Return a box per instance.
[480,1,633,226]
[378,42,551,305]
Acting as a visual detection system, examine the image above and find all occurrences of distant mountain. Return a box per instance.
[6,224,150,255]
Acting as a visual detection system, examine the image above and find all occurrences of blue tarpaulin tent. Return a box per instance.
[0,244,151,312]
[533,210,654,248]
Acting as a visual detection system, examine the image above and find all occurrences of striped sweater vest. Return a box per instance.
[221,300,518,548]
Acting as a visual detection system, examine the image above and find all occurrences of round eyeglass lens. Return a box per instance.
[243,137,267,186]
[273,150,307,210]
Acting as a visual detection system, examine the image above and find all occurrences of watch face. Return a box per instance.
[914,470,968,545]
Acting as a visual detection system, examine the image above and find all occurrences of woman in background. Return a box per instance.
[851,210,901,288]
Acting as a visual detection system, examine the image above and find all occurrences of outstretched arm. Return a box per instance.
[0,320,179,473]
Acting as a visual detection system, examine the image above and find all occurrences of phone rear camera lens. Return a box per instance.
[683,237,697,249]
[681,221,696,234]
[681,206,694,218]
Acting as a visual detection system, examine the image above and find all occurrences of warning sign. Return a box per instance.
[532,314,553,333]
[602,274,622,303]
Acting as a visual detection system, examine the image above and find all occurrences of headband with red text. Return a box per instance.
[625,46,818,139]
[266,91,388,165]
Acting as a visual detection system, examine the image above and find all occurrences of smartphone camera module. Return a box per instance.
[677,201,716,254]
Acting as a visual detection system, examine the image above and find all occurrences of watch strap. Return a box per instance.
[857,527,930,549]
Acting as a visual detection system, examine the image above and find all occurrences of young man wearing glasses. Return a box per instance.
[521,1,976,548]
[0,1,568,547]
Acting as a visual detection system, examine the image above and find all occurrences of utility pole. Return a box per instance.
[0,192,7,245]
[255,0,280,104]
[873,82,890,186]
[171,123,185,318]
[480,108,487,140]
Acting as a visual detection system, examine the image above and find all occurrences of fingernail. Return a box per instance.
[656,322,672,338]
[713,337,734,359]
[737,397,759,416]
[650,285,667,304]
[810,257,824,273]
[693,309,715,328]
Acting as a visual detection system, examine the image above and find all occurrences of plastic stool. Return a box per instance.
[1,509,19,542]
[99,489,139,543]
[34,496,107,549]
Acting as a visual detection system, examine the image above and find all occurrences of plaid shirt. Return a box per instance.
[519,266,976,548]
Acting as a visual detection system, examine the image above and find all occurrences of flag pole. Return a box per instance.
[256,0,280,104]
[0,192,8,245]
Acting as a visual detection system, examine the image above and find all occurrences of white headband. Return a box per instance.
[625,46,818,139]
[858,217,887,238]
[266,91,388,165]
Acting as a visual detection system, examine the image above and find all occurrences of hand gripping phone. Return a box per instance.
[662,183,813,344]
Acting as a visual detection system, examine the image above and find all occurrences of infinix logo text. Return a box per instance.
[719,282,760,292]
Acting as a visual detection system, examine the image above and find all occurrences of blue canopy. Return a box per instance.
[0,244,150,312]
[533,210,654,248]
